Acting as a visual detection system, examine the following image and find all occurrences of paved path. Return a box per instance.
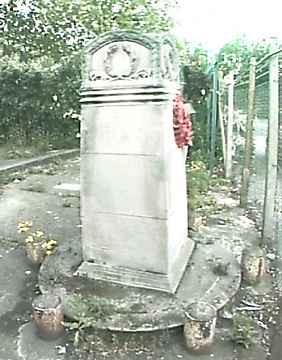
[0,151,270,360]
[0,247,65,360]
[0,155,80,360]
[0,149,79,174]
[269,125,282,359]
[0,154,243,359]
[243,117,282,360]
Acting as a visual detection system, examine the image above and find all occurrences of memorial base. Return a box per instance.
[76,239,194,294]
[39,243,241,332]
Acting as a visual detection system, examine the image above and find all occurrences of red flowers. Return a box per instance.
[173,95,193,148]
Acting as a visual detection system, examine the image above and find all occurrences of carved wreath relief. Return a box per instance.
[104,44,138,79]
[89,42,152,82]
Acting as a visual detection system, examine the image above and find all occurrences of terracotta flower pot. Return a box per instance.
[242,247,265,284]
[32,294,64,340]
[184,301,217,353]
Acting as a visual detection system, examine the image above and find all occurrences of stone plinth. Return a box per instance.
[39,243,241,332]
[78,31,194,293]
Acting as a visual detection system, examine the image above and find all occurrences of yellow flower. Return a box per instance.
[18,227,28,234]
[25,235,34,244]
[48,240,57,246]
[34,231,44,238]
[18,221,32,227]
[46,250,53,256]
[17,221,33,233]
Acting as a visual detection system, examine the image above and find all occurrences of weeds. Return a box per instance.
[231,313,258,349]
[64,295,112,347]
[188,161,226,208]
[64,317,96,347]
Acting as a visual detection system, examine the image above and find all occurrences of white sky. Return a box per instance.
[174,0,282,53]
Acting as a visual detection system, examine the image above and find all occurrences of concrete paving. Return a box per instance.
[233,116,280,360]
[0,247,65,360]
[0,154,265,359]
[17,322,65,360]
[39,240,241,332]
[0,156,81,360]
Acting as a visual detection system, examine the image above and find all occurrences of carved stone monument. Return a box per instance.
[78,31,194,293]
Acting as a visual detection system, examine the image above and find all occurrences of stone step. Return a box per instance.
[39,242,241,332]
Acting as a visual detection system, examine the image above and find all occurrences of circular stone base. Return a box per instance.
[38,243,241,332]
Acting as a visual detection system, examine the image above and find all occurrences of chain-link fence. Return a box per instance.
[276,88,282,277]
[232,51,282,251]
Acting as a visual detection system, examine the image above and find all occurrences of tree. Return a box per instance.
[181,44,210,104]
[216,36,277,77]
[0,0,178,148]
[0,0,177,62]
[0,0,41,61]
[216,37,253,76]
[179,43,211,157]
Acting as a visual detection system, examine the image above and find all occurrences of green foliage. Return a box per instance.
[68,294,112,320]
[0,145,40,160]
[78,0,174,34]
[0,0,39,61]
[0,54,81,148]
[0,0,176,148]
[190,47,209,72]
[64,317,96,347]
[183,101,209,157]
[216,36,277,77]
[189,160,210,192]
[64,294,113,347]
[216,37,253,76]
[179,44,211,160]
[232,313,258,349]
[187,156,228,211]
[1,0,176,61]
[181,44,211,103]
[188,160,210,210]
[182,66,210,104]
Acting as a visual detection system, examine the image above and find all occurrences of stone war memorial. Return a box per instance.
[39,31,241,332]
[78,31,194,293]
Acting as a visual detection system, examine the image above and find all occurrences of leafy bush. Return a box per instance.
[187,155,228,211]
[0,54,81,149]
[187,159,210,210]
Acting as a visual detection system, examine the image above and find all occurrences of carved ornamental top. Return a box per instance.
[81,31,179,92]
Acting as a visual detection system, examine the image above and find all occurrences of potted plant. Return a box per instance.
[17,221,57,265]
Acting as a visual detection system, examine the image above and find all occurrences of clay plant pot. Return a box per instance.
[184,301,217,353]
[241,247,265,284]
[32,294,64,340]
[25,242,46,266]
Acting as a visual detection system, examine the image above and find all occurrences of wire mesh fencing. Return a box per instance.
[232,51,281,247]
